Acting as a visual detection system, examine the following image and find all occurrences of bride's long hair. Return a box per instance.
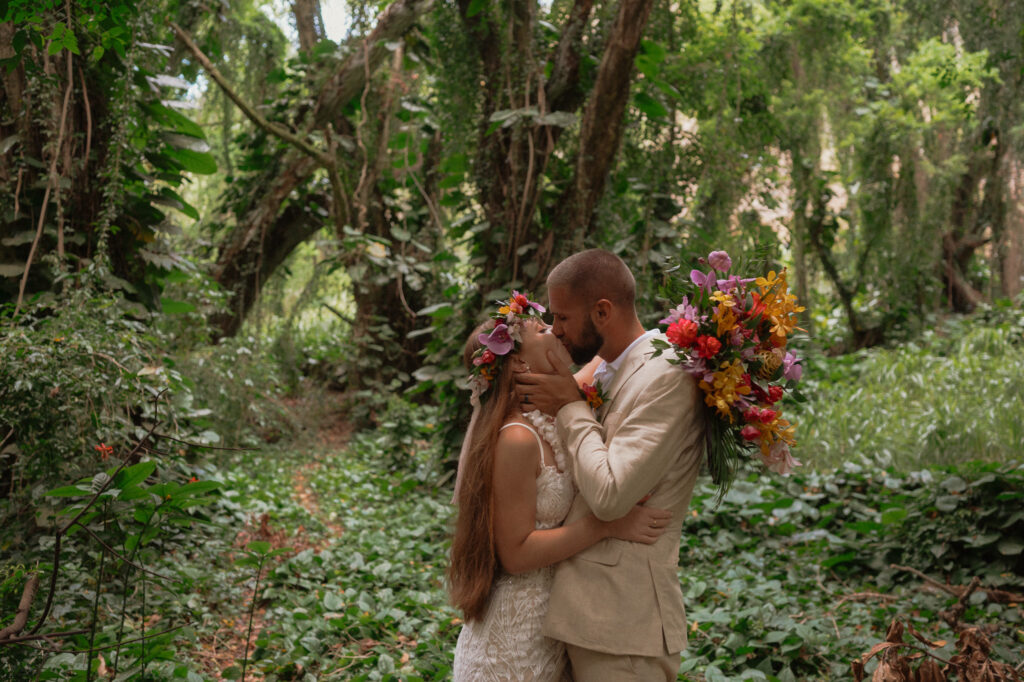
[447,320,516,621]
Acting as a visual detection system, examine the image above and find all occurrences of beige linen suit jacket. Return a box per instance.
[541,333,705,657]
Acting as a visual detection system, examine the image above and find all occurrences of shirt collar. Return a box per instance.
[592,329,658,386]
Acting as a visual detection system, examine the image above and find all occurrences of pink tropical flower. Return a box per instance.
[761,441,801,475]
[690,269,717,292]
[782,351,802,382]
[708,250,732,272]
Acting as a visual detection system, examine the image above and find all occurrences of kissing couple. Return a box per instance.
[448,249,706,681]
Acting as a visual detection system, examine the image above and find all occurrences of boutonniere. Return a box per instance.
[580,381,607,411]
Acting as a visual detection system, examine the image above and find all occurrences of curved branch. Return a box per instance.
[312,0,433,128]
[170,23,331,166]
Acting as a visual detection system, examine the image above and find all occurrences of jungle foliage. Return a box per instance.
[2,0,1024,678]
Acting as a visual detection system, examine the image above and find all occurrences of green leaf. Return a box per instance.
[880,507,907,524]
[144,102,206,139]
[641,39,668,63]
[820,551,856,568]
[934,495,960,512]
[465,0,486,17]
[161,298,196,314]
[324,592,345,611]
[114,461,156,490]
[45,484,89,497]
[997,538,1024,555]
[416,302,453,317]
[633,92,668,119]
[247,540,271,555]
[221,666,241,680]
[163,148,218,175]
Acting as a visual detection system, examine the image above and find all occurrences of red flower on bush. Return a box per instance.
[666,319,699,347]
[767,385,784,404]
[740,425,761,441]
[696,335,722,359]
[94,443,113,460]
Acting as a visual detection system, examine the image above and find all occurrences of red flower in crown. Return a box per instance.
[474,349,496,366]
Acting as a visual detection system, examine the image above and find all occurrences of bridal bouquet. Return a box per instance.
[653,250,805,494]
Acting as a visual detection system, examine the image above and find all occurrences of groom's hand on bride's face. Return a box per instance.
[515,350,584,416]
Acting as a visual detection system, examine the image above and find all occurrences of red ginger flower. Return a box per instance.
[666,319,699,347]
[696,335,722,359]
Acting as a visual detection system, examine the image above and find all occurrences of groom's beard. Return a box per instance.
[567,318,603,365]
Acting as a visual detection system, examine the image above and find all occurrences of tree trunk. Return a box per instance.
[205,0,431,338]
[553,0,656,243]
[293,0,325,54]
[1001,148,1024,299]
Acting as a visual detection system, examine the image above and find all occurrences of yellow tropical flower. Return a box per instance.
[498,305,511,315]
[755,270,781,291]
[713,305,739,337]
[710,291,736,307]
[699,360,750,421]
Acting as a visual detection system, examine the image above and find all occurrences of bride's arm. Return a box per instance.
[492,426,671,575]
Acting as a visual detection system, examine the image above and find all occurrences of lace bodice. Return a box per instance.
[452,412,575,681]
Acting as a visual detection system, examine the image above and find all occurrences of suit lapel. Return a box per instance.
[597,336,652,421]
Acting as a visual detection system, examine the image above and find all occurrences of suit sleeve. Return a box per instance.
[555,366,699,521]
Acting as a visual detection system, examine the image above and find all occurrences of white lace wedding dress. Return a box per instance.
[452,411,575,682]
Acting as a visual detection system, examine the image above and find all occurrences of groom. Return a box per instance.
[516,249,705,681]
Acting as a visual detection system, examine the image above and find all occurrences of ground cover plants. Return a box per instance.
[4,306,1024,680]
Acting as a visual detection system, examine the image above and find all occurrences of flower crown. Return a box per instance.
[468,290,546,401]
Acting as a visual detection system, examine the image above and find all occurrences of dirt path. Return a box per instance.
[194,394,352,679]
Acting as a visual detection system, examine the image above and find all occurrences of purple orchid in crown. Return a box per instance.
[479,323,515,356]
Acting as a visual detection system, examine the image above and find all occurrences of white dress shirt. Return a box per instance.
[591,329,659,388]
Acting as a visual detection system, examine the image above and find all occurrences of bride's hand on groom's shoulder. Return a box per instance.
[515,350,582,416]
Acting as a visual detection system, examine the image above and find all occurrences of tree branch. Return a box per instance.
[545,0,594,112]
[0,573,39,641]
[311,0,432,129]
[169,23,332,167]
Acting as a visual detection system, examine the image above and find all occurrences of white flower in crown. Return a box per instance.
[467,373,491,403]
[508,320,524,343]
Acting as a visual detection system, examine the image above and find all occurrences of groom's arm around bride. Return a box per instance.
[517,249,706,682]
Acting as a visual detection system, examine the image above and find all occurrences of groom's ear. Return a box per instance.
[591,298,613,326]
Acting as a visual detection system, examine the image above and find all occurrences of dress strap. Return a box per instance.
[499,422,545,465]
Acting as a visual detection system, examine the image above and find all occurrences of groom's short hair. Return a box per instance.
[548,249,636,308]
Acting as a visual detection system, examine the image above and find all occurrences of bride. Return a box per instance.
[448,293,672,681]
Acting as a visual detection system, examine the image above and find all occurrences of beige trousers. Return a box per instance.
[566,643,681,682]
